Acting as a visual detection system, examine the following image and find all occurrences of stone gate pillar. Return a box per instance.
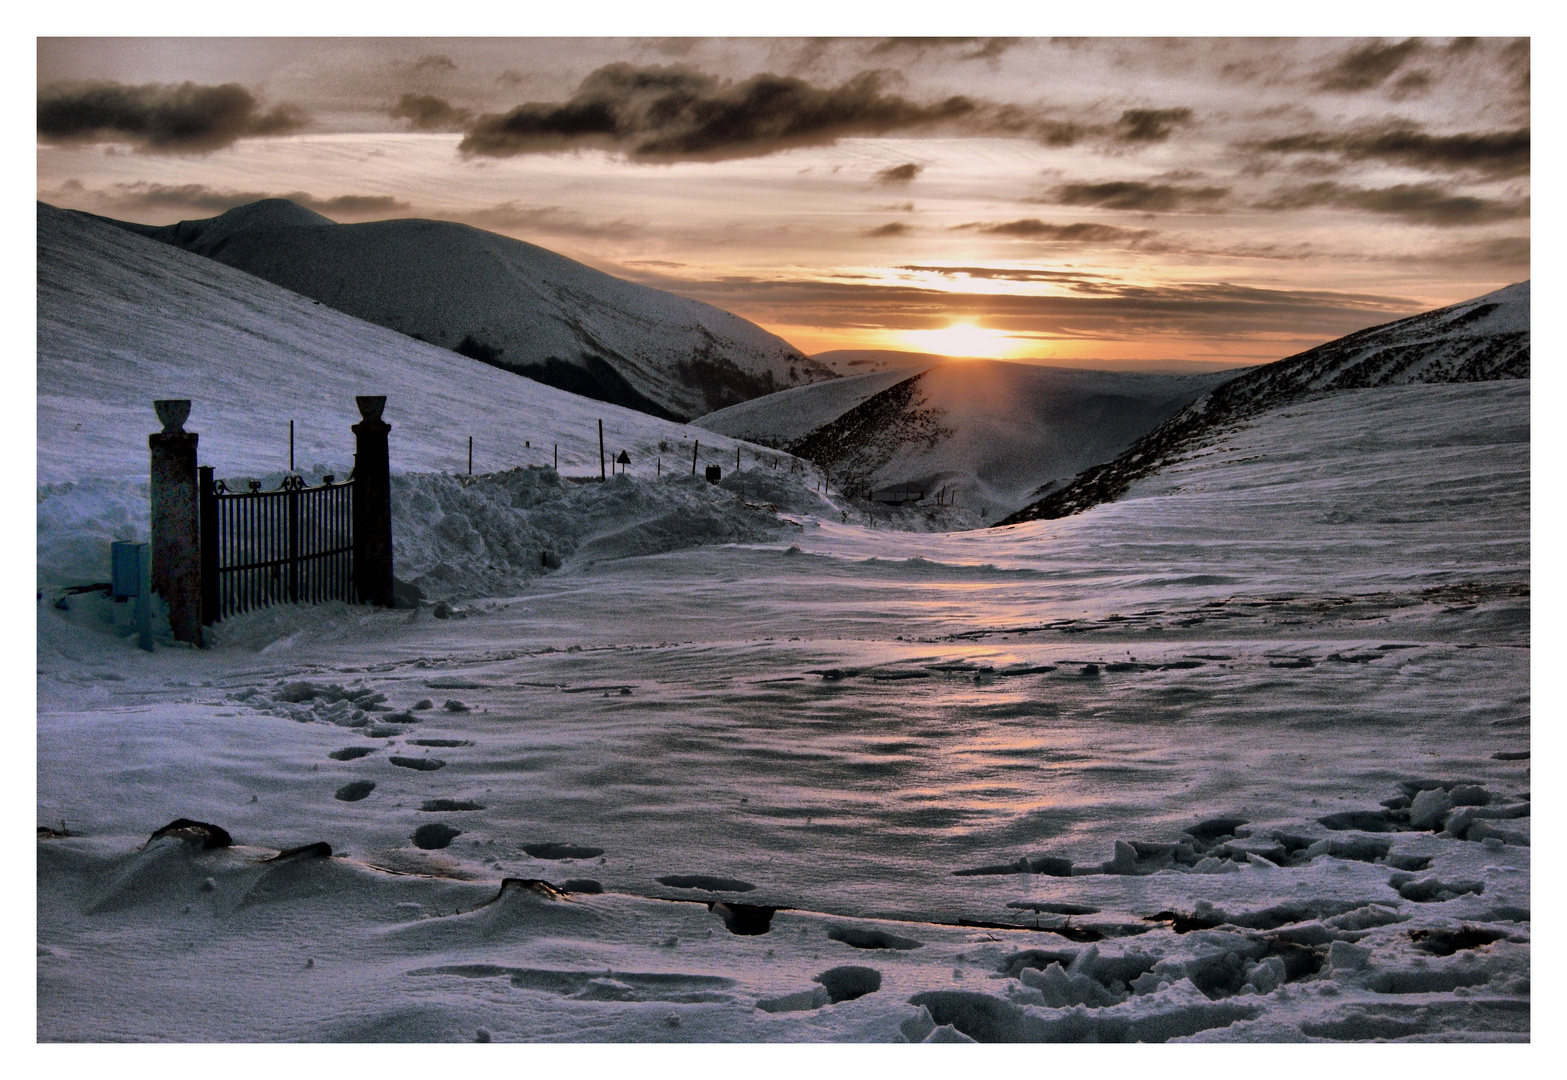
[352,395,394,607]
[149,399,202,646]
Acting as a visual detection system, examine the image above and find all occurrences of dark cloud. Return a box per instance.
[390,93,473,131]
[874,162,922,184]
[1317,39,1422,91]
[458,63,977,161]
[1046,182,1230,212]
[1116,107,1193,142]
[864,222,910,237]
[952,219,1153,244]
[1257,181,1528,226]
[90,182,407,219]
[37,80,306,153]
[1252,125,1529,178]
[412,54,458,73]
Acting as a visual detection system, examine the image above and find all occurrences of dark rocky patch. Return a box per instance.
[147,818,232,849]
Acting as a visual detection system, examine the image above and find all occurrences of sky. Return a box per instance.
[36,35,1530,367]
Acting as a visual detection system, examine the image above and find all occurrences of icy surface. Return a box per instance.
[38,373,1528,1041]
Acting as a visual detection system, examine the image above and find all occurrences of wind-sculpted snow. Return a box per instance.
[98,199,835,421]
[1001,282,1528,524]
[38,372,1527,1041]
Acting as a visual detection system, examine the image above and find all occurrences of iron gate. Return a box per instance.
[199,468,355,623]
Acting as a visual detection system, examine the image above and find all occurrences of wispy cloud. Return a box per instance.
[1316,38,1422,91]
[951,219,1153,243]
[1115,107,1193,142]
[81,181,406,219]
[1045,181,1230,212]
[389,93,472,131]
[874,162,922,184]
[1250,124,1529,177]
[1257,181,1528,226]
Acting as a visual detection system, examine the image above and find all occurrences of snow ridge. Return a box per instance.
[96,199,837,422]
[999,282,1530,524]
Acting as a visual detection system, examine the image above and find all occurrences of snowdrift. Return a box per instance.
[97,199,835,422]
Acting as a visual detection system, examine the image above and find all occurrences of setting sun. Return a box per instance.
[899,322,1021,359]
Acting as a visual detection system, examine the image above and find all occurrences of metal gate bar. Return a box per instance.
[199,469,355,624]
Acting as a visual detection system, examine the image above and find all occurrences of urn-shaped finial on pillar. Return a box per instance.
[355,395,387,422]
[154,399,191,434]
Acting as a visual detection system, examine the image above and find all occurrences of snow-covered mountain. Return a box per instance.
[999,282,1530,524]
[94,199,835,422]
[37,201,775,486]
[699,360,1235,519]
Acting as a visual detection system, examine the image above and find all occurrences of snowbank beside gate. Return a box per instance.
[36,464,843,604]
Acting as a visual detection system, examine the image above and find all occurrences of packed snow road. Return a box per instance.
[37,381,1529,1042]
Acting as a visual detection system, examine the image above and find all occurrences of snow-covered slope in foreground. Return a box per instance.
[38,375,1528,1041]
[1003,282,1528,523]
[101,199,834,422]
[703,361,1235,518]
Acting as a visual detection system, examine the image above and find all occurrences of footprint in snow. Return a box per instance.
[390,756,445,771]
[412,823,462,850]
[328,746,375,761]
[657,874,757,893]
[335,780,376,801]
[523,842,604,860]
[420,799,485,812]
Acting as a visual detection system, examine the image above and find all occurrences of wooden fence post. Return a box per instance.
[352,395,394,607]
[149,400,202,646]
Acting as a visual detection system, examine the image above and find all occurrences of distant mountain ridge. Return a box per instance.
[997,281,1530,525]
[95,199,835,422]
[701,359,1234,519]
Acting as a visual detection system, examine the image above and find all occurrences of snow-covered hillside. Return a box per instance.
[694,366,934,448]
[1002,283,1529,524]
[95,199,835,422]
[705,362,1235,520]
[39,202,783,486]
